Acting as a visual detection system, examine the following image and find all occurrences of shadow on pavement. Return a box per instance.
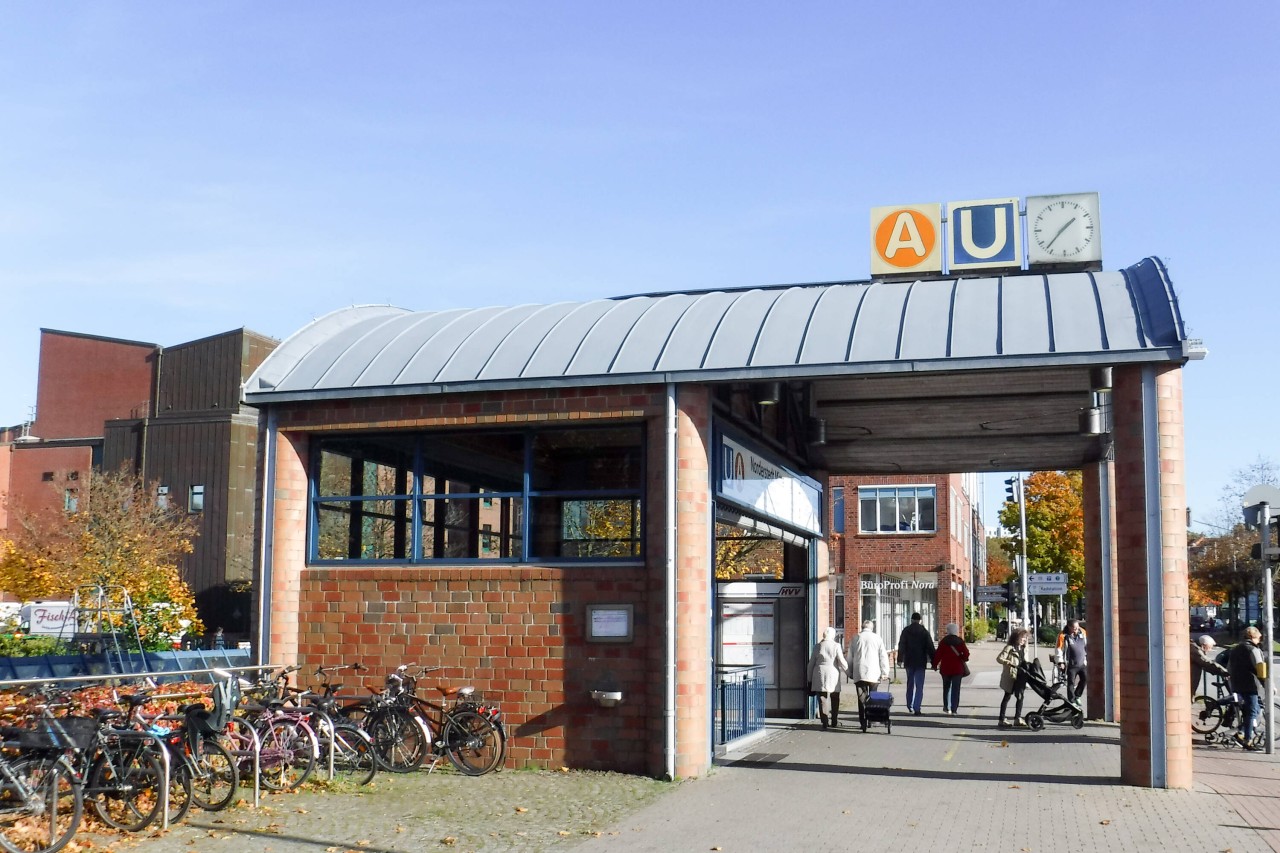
[724,757,1120,786]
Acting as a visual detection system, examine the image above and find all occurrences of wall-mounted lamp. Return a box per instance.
[1090,367,1113,393]
[1079,406,1104,436]
[755,381,782,406]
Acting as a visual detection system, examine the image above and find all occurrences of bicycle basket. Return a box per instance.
[1,716,96,751]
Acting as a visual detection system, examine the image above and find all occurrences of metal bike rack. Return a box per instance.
[223,717,262,808]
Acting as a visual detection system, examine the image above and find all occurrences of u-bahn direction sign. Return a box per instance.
[1027,572,1068,595]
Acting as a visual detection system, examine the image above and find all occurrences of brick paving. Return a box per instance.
[106,639,1280,853]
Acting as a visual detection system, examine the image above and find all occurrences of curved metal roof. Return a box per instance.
[244,256,1191,405]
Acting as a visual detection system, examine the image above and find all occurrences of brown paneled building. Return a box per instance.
[1,328,277,640]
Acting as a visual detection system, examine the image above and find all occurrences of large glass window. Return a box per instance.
[857,486,936,534]
[311,426,644,564]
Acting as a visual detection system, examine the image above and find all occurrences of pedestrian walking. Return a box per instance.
[931,622,970,716]
[1228,626,1267,749]
[1191,634,1228,695]
[806,626,849,729]
[213,626,226,650]
[1060,620,1087,704]
[896,612,935,716]
[996,627,1029,728]
[846,620,890,730]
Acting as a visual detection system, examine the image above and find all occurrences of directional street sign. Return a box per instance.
[975,591,1008,603]
[976,585,1006,595]
[1027,572,1068,595]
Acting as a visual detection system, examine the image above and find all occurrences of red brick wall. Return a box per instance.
[1113,364,1191,789]
[264,384,697,775]
[6,445,95,520]
[34,332,155,440]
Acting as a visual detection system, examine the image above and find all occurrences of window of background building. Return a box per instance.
[189,485,205,513]
[41,472,54,482]
[312,425,644,564]
[63,489,78,513]
[157,485,169,509]
[831,486,845,535]
[857,485,936,533]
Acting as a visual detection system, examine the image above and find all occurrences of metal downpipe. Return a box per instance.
[664,383,677,781]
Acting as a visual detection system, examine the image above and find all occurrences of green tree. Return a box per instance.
[998,470,1085,604]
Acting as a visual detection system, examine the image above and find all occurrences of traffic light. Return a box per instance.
[1004,476,1022,504]
[1005,578,1018,609]
[1251,543,1280,562]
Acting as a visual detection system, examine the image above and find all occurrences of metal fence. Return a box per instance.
[715,664,765,745]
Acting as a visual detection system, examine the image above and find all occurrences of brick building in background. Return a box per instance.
[828,473,986,645]
[0,328,277,640]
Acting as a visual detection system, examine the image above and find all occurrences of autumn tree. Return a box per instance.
[998,470,1085,603]
[985,537,1014,585]
[0,466,202,649]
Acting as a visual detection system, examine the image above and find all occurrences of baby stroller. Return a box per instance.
[1018,659,1084,730]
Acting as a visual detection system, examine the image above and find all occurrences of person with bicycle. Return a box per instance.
[1228,626,1268,750]
[1191,635,1228,696]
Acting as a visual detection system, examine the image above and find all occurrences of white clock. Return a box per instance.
[1027,192,1101,266]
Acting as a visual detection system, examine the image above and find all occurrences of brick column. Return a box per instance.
[264,428,308,668]
[1083,459,1119,721]
[1113,364,1191,789]
[673,385,712,778]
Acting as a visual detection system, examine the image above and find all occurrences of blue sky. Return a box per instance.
[2,3,1276,530]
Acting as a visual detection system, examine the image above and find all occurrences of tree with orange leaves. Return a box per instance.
[998,470,1085,604]
[0,466,202,649]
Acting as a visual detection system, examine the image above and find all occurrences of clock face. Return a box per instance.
[1027,193,1101,265]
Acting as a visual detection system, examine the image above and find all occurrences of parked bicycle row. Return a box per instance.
[0,660,505,852]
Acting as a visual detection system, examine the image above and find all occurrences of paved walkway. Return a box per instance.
[111,639,1280,853]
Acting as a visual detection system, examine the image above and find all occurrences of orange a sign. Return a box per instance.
[870,203,942,276]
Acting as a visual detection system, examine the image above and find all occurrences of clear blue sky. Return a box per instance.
[2,3,1277,530]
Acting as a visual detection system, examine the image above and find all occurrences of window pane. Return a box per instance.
[897,491,918,531]
[531,428,642,491]
[422,496,522,560]
[877,495,897,532]
[859,494,877,533]
[318,437,414,498]
[316,498,410,560]
[420,432,524,494]
[918,490,937,532]
[832,487,845,534]
[714,521,784,580]
[531,497,641,559]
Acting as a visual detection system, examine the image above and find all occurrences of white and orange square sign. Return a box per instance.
[870,203,943,277]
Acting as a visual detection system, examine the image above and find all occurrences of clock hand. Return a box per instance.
[1043,217,1076,251]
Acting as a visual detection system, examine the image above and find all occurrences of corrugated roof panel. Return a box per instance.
[249,305,407,392]
[436,305,548,382]
[797,286,866,365]
[1095,273,1143,350]
[704,290,786,369]
[522,300,621,377]
[899,279,955,360]
[563,297,657,376]
[1047,272,1105,353]
[754,287,824,366]
[319,312,438,388]
[949,276,1000,359]
[655,291,740,371]
[392,307,510,384]
[272,314,394,391]
[610,294,701,373]
[477,302,581,380]
[353,310,473,387]
[849,279,911,362]
[1001,275,1052,355]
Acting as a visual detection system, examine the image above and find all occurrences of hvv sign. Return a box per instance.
[871,197,1021,277]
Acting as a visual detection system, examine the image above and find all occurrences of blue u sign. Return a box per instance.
[948,198,1020,271]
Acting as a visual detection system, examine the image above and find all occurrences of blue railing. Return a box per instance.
[0,649,253,683]
[716,664,765,745]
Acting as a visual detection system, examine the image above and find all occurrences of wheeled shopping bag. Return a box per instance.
[862,690,894,733]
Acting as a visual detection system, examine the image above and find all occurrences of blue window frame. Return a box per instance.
[310,425,645,564]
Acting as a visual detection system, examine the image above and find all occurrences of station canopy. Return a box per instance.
[245,256,1199,475]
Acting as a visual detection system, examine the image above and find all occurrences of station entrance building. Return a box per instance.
[244,256,1200,787]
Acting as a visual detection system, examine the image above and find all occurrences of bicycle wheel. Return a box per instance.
[190,740,239,811]
[329,725,377,787]
[0,755,83,853]
[88,745,164,832]
[1191,696,1222,734]
[259,721,316,792]
[443,710,502,776]
[164,759,194,826]
[367,709,425,773]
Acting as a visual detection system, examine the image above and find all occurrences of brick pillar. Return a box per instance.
[673,385,712,778]
[1083,459,1119,720]
[1113,365,1191,788]
[263,428,308,668]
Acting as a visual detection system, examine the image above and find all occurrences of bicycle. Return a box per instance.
[122,692,239,817]
[225,667,318,792]
[296,665,377,787]
[0,710,86,853]
[337,671,427,774]
[1194,676,1280,748]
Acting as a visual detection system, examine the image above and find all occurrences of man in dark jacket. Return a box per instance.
[896,613,935,715]
[1229,627,1268,749]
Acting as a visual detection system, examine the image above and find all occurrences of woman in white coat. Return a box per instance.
[846,620,891,729]
[806,626,849,729]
